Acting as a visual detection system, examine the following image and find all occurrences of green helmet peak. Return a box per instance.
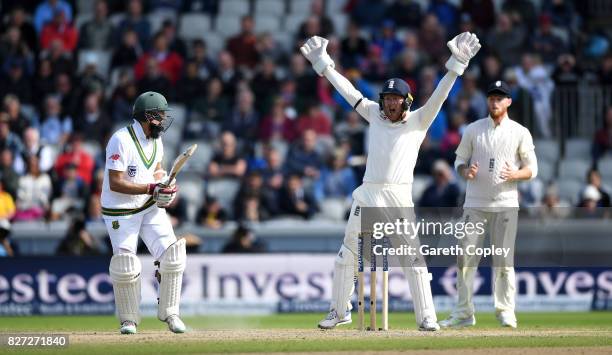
[132,91,169,117]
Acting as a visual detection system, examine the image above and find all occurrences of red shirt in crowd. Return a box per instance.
[134,51,184,84]
[295,112,332,137]
[40,22,78,52]
[55,150,94,185]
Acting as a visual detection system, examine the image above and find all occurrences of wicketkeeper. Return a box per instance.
[101,91,186,334]
[300,33,481,330]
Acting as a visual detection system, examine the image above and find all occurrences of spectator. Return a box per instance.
[359,44,387,82]
[136,58,172,98]
[111,29,142,70]
[0,113,24,161]
[14,127,55,175]
[196,196,227,229]
[33,0,73,34]
[176,60,207,108]
[40,9,78,53]
[215,51,243,100]
[598,54,612,86]
[393,49,420,92]
[584,169,611,207]
[116,0,151,50]
[160,19,187,59]
[3,7,38,53]
[189,77,228,139]
[54,134,95,185]
[458,71,488,119]
[3,95,37,138]
[428,0,459,34]
[77,53,106,95]
[223,89,259,144]
[0,150,19,199]
[295,102,332,138]
[165,195,189,227]
[33,59,56,103]
[440,112,467,161]
[288,53,317,110]
[373,20,404,65]
[478,55,503,91]
[552,53,581,88]
[222,225,266,253]
[285,129,323,179]
[207,131,247,179]
[41,38,73,76]
[536,184,571,220]
[226,15,259,70]
[40,95,73,146]
[79,0,114,50]
[385,0,423,29]
[111,72,139,122]
[134,32,183,85]
[486,13,526,67]
[14,155,52,221]
[251,57,280,114]
[56,215,100,256]
[593,106,612,160]
[0,60,32,104]
[542,0,576,30]
[335,110,366,158]
[515,53,554,138]
[233,171,275,222]
[260,146,284,210]
[419,159,460,208]
[278,173,318,219]
[299,0,334,39]
[531,14,566,65]
[190,39,216,81]
[74,93,112,145]
[419,14,446,61]
[502,0,537,31]
[461,0,495,31]
[0,26,35,77]
[340,21,368,69]
[50,162,89,220]
[0,181,16,221]
[258,98,296,143]
[0,220,15,257]
[576,184,605,219]
[256,32,286,65]
[316,148,357,201]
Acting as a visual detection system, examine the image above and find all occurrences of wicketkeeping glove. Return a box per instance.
[445,32,481,76]
[300,36,335,76]
[147,182,178,208]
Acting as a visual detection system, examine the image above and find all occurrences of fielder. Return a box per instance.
[439,81,538,329]
[101,91,186,334]
[300,33,481,330]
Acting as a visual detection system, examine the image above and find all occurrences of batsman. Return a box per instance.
[101,91,186,334]
[301,33,481,330]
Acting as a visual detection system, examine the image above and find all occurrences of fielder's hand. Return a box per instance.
[147,182,178,207]
[445,32,481,75]
[300,36,335,76]
[499,161,517,182]
[464,162,479,180]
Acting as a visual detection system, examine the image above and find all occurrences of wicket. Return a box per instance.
[357,233,389,331]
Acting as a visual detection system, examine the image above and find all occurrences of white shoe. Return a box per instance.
[419,316,440,331]
[317,309,352,329]
[120,320,137,334]
[166,315,186,333]
[497,311,517,328]
[439,314,476,328]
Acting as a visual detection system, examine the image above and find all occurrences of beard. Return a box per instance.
[149,123,164,139]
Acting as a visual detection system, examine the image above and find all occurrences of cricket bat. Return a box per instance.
[165,144,198,186]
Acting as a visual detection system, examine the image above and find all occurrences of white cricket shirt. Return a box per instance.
[455,115,535,208]
[101,120,164,217]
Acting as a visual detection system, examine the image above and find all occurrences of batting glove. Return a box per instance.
[445,32,481,76]
[147,182,178,207]
[300,36,335,76]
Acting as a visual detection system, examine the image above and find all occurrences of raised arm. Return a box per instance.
[417,32,481,130]
[300,36,375,121]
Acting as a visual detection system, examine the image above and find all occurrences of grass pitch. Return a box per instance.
[1,312,611,354]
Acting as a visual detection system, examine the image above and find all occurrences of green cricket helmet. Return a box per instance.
[132,91,173,138]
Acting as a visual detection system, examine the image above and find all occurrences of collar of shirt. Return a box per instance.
[132,119,150,142]
[487,114,510,130]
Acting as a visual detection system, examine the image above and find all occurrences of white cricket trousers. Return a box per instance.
[104,205,177,260]
[454,208,518,318]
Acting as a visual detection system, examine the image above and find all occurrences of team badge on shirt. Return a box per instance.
[112,221,120,230]
[128,165,137,177]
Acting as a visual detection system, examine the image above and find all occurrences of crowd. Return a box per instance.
[0,0,610,250]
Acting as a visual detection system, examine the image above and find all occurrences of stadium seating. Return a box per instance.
[558,158,590,183]
[535,139,560,163]
[316,198,348,221]
[537,160,555,183]
[254,15,282,33]
[564,138,592,159]
[255,0,286,16]
[176,173,204,221]
[206,178,242,214]
[147,10,177,35]
[202,32,225,57]
[219,0,250,16]
[178,14,212,40]
[215,15,243,37]
[556,179,582,204]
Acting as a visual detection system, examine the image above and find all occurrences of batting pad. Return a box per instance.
[331,244,356,315]
[157,238,186,321]
[109,253,142,324]
[403,266,436,326]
